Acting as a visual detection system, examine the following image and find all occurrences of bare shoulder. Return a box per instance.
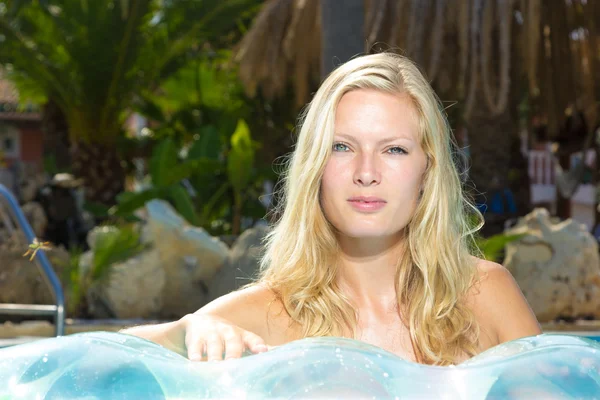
[195,284,294,343]
[467,257,542,349]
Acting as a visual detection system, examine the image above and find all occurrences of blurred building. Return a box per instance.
[0,69,44,195]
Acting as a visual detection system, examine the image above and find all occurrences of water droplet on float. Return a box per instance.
[383,372,389,378]
[42,357,48,363]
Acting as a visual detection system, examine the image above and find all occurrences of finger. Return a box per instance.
[186,339,205,362]
[205,333,225,361]
[223,330,244,360]
[242,331,268,354]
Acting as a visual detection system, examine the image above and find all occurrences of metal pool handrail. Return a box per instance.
[0,184,64,336]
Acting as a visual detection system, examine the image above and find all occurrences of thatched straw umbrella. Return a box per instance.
[236,0,598,122]
[234,0,600,222]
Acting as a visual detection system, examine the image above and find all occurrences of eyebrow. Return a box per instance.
[334,133,415,144]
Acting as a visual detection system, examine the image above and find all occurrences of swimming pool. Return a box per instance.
[583,335,600,342]
[0,332,599,399]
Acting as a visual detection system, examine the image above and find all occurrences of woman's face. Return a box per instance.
[320,89,428,240]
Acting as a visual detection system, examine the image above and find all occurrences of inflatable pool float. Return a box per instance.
[0,332,598,399]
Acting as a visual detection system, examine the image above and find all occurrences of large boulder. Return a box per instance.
[145,200,230,318]
[21,202,47,237]
[503,208,600,322]
[0,245,69,307]
[208,225,270,302]
[87,248,165,319]
[82,201,231,319]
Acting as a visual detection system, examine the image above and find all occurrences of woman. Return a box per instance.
[123,53,541,366]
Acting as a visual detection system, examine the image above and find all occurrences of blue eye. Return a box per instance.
[387,146,407,155]
[332,143,349,152]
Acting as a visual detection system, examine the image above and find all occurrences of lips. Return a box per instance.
[347,196,386,212]
[347,196,386,203]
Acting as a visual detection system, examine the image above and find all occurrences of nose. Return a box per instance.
[353,152,381,186]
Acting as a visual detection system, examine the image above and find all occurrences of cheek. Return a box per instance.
[319,163,346,221]
[388,161,421,185]
[320,172,334,212]
[388,168,425,207]
[321,161,345,196]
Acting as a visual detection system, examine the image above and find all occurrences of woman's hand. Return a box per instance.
[181,313,270,361]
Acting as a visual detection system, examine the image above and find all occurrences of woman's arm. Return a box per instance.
[120,285,273,360]
[120,318,188,357]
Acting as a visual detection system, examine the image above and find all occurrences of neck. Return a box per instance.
[335,233,406,310]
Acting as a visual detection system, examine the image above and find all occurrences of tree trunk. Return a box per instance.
[41,100,71,173]
[467,82,518,237]
[320,0,364,78]
[70,141,125,206]
[508,4,531,217]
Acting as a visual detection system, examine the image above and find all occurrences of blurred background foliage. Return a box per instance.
[1,0,598,239]
[0,0,292,237]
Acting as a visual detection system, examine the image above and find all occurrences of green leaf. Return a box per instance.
[91,225,145,281]
[168,184,198,225]
[4,70,47,106]
[150,138,179,187]
[200,182,230,223]
[242,195,268,219]
[110,188,164,217]
[83,201,111,218]
[477,233,525,262]
[227,119,254,194]
[134,95,167,124]
[162,157,221,186]
[187,125,221,160]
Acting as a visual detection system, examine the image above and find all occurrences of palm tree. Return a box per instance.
[233,0,600,222]
[0,0,258,205]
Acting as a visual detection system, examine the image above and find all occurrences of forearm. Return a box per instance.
[120,317,188,357]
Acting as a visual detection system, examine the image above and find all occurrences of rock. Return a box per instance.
[503,208,600,322]
[208,225,270,302]
[153,256,209,319]
[0,227,26,252]
[0,246,70,307]
[19,180,38,203]
[0,321,54,338]
[87,248,165,319]
[0,320,137,338]
[145,200,229,318]
[0,168,16,197]
[18,164,47,203]
[21,202,47,237]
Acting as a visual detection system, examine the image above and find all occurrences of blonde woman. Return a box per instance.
[123,53,541,366]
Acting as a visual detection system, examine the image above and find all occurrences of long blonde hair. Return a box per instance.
[256,52,483,365]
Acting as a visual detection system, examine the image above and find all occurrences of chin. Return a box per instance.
[339,227,391,239]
